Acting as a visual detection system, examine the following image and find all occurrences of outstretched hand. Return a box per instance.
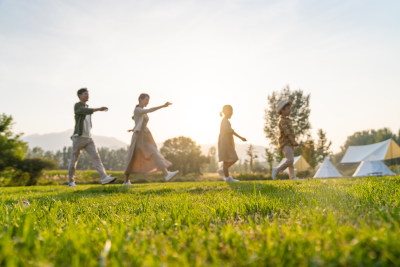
[99,107,108,111]
[164,102,172,107]
[241,137,247,142]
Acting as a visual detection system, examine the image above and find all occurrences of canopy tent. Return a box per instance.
[341,139,400,163]
[277,156,310,173]
[314,157,342,178]
[353,161,395,177]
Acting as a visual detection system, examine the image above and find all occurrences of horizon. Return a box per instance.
[1,0,400,153]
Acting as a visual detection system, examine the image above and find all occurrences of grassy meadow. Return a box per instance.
[1,177,400,266]
[32,170,279,186]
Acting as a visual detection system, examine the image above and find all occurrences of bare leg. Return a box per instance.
[223,161,236,177]
[161,168,168,176]
[124,174,130,183]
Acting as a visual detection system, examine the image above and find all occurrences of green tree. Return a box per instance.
[301,138,318,170]
[265,149,275,174]
[264,85,311,148]
[161,136,208,175]
[27,147,45,158]
[0,114,27,172]
[205,146,218,172]
[315,129,332,163]
[246,144,258,173]
[298,130,332,171]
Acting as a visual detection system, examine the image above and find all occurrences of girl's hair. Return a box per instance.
[220,105,233,117]
[136,93,150,107]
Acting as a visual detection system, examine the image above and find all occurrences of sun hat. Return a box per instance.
[276,100,292,114]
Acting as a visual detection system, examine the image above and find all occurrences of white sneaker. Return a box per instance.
[101,176,117,185]
[272,168,278,180]
[68,182,77,187]
[122,181,133,186]
[217,168,226,180]
[165,170,179,181]
[292,177,304,181]
[225,176,239,183]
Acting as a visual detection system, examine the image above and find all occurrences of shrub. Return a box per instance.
[15,157,58,186]
[161,136,209,175]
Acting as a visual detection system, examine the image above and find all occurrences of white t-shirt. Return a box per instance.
[81,114,92,137]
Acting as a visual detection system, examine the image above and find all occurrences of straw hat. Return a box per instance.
[276,100,292,114]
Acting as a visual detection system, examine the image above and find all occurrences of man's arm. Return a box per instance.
[75,103,107,115]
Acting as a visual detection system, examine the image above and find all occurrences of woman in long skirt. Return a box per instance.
[124,93,179,186]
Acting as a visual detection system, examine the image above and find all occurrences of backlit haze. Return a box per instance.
[1,0,399,152]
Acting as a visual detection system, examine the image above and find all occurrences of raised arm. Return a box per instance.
[75,103,108,115]
[134,102,172,115]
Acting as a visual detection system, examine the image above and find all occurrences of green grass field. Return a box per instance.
[1,177,400,266]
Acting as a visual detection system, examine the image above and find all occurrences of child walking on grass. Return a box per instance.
[272,100,303,181]
[217,105,247,183]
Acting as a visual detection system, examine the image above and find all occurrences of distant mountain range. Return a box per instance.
[22,130,267,160]
[22,130,128,151]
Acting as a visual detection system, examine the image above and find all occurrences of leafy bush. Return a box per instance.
[161,136,209,175]
[0,114,27,172]
[14,158,58,186]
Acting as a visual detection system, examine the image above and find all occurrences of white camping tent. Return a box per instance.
[353,161,395,177]
[314,157,342,178]
[277,156,310,173]
[341,139,400,163]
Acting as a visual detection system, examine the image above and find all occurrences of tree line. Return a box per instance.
[2,85,400,185]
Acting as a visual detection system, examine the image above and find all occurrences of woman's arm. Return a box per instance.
[134,102,172,116]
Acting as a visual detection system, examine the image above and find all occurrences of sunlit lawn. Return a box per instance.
[1,177,400,266]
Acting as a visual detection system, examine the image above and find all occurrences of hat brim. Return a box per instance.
[276,101,293,114]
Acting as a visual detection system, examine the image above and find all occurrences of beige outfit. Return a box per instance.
[68,136,108,183]
[278,115,295,150]
[218,117,239,163]
[124,106,171,175]
[277,145,295,179]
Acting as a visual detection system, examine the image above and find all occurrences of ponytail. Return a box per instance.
[220,105,233,117]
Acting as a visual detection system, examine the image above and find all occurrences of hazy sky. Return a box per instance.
[1,0,399,152]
